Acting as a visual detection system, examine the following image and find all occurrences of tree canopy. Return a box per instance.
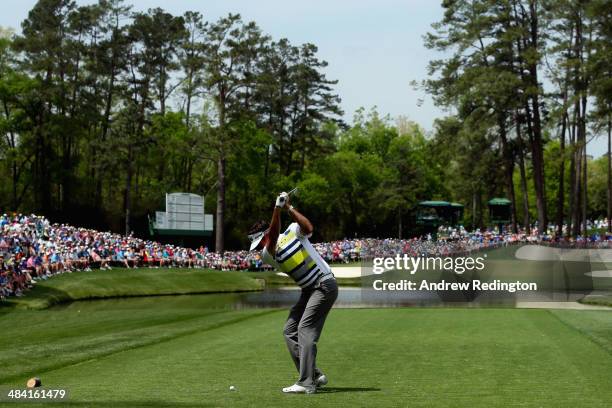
[0,0,610,250]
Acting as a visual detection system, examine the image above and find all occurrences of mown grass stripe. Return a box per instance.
[0,309,281,385]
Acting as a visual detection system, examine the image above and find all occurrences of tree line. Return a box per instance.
[425,0,611,235]
[0,0,610,251]
[0,0,341,251]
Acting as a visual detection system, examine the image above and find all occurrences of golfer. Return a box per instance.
[248,191,338,394]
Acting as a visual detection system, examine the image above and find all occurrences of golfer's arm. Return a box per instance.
[288,206,313,235]
[266,207,282,255]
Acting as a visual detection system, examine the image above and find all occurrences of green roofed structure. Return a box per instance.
[488,198,512,206]
[488,197,512,229]
[416,201,448,229]
[418,200,451,207]
[449,203,464,226]
[416,201,465,239]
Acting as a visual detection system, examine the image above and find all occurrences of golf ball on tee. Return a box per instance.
[229,385,236,391]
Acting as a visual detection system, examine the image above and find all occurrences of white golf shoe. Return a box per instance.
[315,374,328,388]
[282,384,316,394]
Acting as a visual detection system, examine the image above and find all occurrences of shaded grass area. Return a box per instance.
[1,304,612,407]
[1,268,263,310]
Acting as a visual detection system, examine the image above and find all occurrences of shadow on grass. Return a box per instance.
[318,386,381,393]
[3,285,70,309]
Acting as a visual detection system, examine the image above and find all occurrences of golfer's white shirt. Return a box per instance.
[262,223,332,289]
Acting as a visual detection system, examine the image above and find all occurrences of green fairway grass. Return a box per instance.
[0,295,273,385]
[1,299,612,407]
[2,268,263,310]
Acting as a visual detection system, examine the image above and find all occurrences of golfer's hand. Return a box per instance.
[275,192,289,208]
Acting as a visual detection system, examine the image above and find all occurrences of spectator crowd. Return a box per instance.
[1,213,610,299]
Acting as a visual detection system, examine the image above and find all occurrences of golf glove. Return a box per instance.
[275,192,289,208]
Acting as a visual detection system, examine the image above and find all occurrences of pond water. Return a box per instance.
[46,280,596,311]
[237,287,516,308]
[49,286,590,313]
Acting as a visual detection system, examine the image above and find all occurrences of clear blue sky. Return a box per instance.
[1,0,607,157]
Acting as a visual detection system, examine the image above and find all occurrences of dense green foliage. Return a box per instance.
[425,0,612,234]
[0,1,610,250]
[2,304,612,406]
[0,1,342,250]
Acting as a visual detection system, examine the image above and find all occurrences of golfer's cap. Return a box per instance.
[248,230,266,251]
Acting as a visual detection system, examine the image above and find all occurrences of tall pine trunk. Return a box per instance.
[556,112,567,237]
[527,1,547,232]
[124,145,134,235]
[608,117,611,233]
[516,113,530,233]
[499,116,517,232]
[580,94,588,236]
[215,154,226,253]
[398,208,403,239]
[569,106,579,236]
[215,91,227,253]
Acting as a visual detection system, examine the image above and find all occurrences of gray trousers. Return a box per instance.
[283,277,338,386]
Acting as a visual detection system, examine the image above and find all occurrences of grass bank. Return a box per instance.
[2,268,263,310]
[579,293,612,308]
